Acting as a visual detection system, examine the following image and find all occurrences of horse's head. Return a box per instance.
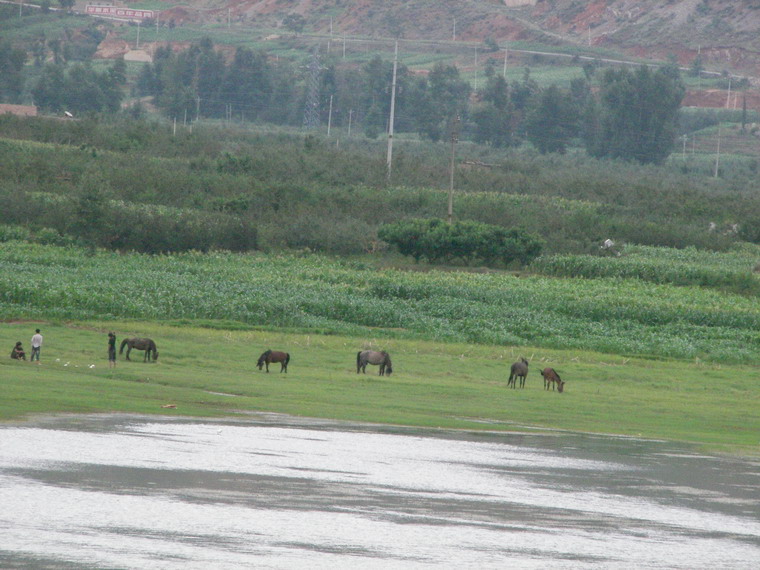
[153,351,159,361]
[521,357,529,365]
[257,350,270,370]
[557,380,565,393]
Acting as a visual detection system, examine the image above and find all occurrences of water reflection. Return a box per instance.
[1,414,758,568]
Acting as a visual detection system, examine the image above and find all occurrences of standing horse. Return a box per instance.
[541,367,565,393]
[257,349,290,373]
[119,337,159,362]
[508,357,529,389]
[357,350,393,376]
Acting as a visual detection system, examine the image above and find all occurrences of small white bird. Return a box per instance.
[64,362,69,367]
[89,364,95,369]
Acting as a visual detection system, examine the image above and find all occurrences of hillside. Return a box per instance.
[149,0,760,78]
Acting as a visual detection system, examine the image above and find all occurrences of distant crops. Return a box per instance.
[531,244,760,295]
[1,243,758,363]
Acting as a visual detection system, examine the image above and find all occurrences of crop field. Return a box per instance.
[532,243,760,294]
[1,242,758,364]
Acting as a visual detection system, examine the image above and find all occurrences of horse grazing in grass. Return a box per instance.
[119,337,159,362]
[257,349,290,373]
[357,350,393,376]
[541,367,565,393]
[508,357,529,389]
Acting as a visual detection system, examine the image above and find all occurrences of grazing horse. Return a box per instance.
[119,337,159,362]
[257,349,290,373]
[508,357,529,389]
[541,367,565,393]
[357,350,393,376]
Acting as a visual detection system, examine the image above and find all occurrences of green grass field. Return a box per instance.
[2,321,758,455]
[1,243,758,455]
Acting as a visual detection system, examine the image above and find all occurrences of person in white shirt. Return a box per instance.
[31,329,43,363]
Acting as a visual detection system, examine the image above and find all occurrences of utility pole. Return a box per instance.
[136,21,141,49]
[503,47,508,77]
[302,47,322,130]
[327,95,333,137]
[447,115,460,225]
[714,123,721,178]
[452,18,456,41]
[386,41,399,182]
[725,77,731,108]
[474,48,478,90]
[348,109,353,137]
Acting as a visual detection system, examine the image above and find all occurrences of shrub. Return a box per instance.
[0,224,30,242]
[379,218,543,267]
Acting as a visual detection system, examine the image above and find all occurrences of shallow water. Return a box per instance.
[0,414,758,569]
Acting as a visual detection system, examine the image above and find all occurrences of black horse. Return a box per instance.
[508,357,529,389]
[120,337,159,362]
[357,350,393,376]
[257,349,290,373]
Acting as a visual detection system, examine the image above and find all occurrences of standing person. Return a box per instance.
[30,328,43,363]
[107,332,116,368]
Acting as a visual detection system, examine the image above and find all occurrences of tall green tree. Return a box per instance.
[525,84,579,154]
[472,75,514,147]
[0,41,26,102]
[585,64,685,164]
[416,63,470,142]
[32,64,65,112]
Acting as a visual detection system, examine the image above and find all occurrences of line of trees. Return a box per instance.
[133,39,686,164]
[6,30,687,164]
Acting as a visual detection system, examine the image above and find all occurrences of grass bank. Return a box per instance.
[2,322,757,456]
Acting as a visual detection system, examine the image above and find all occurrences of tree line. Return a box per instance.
[132,39,686,164]
[8,33,687,165]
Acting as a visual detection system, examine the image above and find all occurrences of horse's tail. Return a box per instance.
[356,351,362,372]
[285,353,290,365]
[119,338,128,354]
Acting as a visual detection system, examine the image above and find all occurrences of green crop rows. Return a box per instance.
[1,242,758,364]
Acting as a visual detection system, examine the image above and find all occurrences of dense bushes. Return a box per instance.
[1,116,759,257]
[379,218,543,267]
[0,191,257,254]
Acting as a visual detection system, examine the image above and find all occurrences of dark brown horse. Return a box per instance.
[119,337,159,362]
[541,367,565,393]
[508,357,529,389]
[257,349,290,373]
[357,350,392,376]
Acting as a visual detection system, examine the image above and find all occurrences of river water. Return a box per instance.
[0,414,758,569]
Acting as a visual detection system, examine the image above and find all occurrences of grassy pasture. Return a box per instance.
[1,321,757,455]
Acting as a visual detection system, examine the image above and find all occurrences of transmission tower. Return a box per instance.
[302,48,322,130]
